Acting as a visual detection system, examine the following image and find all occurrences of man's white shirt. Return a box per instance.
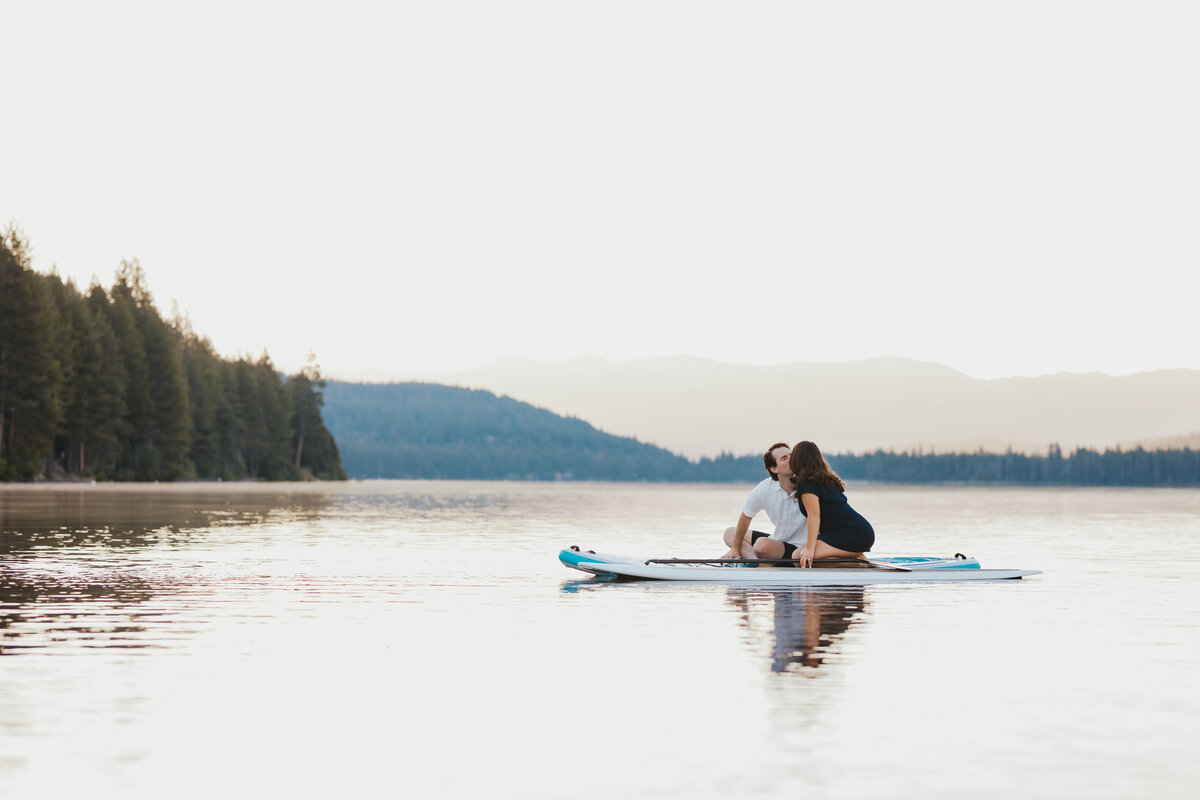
[741,478,806,544]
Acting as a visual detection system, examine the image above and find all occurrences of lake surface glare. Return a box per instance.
[2,481,1198,799]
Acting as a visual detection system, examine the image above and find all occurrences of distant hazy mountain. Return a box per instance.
[435,356,1200,458]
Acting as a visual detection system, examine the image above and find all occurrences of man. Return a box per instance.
[720,442,806,562]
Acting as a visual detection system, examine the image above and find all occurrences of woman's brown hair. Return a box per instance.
[791,441,845,492]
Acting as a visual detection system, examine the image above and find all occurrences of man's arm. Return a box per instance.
[730,513,754,558]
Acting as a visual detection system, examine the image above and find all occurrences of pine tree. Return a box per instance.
[56,278,102,473]
[288,354,346,480]
[179,324,222,479]
[86,285,129,475]
[106,270,151,478]
[0,227,60,479]
[138,306,191,478]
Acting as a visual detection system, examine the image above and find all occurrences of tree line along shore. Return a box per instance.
[0,228,345,482]
[830,444,1199,487]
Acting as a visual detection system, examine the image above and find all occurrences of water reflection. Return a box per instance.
[558,577,870,678]
[558,576,618,593]
[727,587,869,675]
[0,486,332,550]
[0,486,334,656]
[0,563,168,655]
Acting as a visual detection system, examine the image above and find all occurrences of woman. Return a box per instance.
[790,441,875,568]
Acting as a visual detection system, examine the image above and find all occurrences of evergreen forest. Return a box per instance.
[0,228,346,482]
[324,381,1200,486]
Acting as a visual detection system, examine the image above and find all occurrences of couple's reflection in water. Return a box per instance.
[560,577,869,677]
[726,586,868,675]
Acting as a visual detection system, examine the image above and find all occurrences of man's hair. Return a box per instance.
[763,442,790,481]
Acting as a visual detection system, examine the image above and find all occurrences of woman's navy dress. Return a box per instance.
[793,479,875,553]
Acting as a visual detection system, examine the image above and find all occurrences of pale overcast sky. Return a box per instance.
[3,1,1198,379]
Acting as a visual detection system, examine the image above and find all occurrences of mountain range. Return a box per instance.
[415,356,1200,458]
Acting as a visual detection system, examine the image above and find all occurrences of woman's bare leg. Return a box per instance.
[811,540,866,561]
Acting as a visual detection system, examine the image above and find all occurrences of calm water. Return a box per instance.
[1,481,1198,799]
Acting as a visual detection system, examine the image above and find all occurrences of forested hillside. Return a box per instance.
[0,228,345,481]
[324,380,1200,486]
[323,381,755,481]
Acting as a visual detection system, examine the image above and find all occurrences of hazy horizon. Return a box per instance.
[323,353,1200,384]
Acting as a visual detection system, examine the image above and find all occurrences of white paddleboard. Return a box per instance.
[560,547,983,571]
[573,560,1039,584]
[559,547,1038,584]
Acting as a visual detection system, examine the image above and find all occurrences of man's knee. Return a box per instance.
[753,538,782,558]
[723,526,738,545]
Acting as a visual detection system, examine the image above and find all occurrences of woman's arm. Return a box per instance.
[800,493,820,568]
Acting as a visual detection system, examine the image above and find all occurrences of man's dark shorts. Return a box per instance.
[750,531,798,563]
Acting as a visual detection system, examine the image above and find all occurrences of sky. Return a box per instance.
[3,1,1198,380]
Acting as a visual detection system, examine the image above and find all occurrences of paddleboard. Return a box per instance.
[559,547,1038,585]
[560,547,982,572]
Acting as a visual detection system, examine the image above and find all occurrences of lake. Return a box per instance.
[1,481,1198,799]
